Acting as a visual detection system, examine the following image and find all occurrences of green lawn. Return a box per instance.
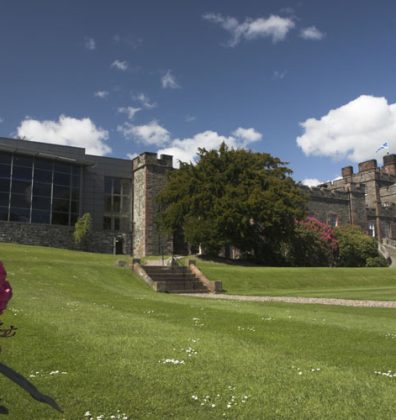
[195,259,396,300]
[0,243,395,419]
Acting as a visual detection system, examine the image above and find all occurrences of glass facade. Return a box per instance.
[0,151,80,226]
[103,176,131,231]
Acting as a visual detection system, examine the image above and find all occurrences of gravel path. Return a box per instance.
[181,293,396,308]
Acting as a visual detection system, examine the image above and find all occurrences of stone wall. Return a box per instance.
[306,187,351,226]
[329,158,396,209]
[145,163,173,255]
[132,166,146,257]
[0,221,132,254]
[132,153,173,257]
[380,183,396,206]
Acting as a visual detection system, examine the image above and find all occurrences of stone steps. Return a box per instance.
[143,265,209,293]
[144,274,198,281]
[144,267,190,273]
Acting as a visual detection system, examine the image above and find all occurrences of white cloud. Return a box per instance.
[84,37,96,50]
[232,127,262,145]
[17,115,110,156]
[111,60,128,71]
[297,95,396,162]
[300,26,325,40]
[118,106,141,120]
[273,70,287,79]
[117,120,170,146]
[118,119,263,167]
[113,34,143,49]
[157,127,263,167]
[161,70,181,89]
[203,13,295,46]
[94,90,109,99]
[185,115,196,123]
[132,93,157,109]
[302,178,322,187]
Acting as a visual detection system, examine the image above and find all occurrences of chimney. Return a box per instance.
[383,154,396,176]
[358,159,377,173]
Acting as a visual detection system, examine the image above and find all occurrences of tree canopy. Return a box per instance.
[156,144,306,262]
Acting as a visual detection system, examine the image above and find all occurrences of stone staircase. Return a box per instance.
[136,264,209,293]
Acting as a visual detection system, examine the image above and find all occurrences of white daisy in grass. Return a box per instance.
[160,358,185,365]
[374,370,396,378]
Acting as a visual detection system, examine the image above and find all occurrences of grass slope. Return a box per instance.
[196,259,396,300]
[0,243,395,419]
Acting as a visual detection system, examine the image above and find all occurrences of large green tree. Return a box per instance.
[156,144,306,262]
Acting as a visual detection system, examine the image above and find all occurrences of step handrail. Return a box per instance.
[188,260,222,294]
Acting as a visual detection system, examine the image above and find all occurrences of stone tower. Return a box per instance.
[132,152,173,257]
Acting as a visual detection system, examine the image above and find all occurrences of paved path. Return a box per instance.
[181,293,396,308]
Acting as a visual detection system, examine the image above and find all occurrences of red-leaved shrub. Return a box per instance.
[0,261,12,315]
[289,216,338,266]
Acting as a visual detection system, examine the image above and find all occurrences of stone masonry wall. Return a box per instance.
[145,164,173,255]
[306,187,351,225]
[330,164,396,209]
[132,153,173,257]
[132,167,146,257]
[380,183,396,206]
[0,221,132,254]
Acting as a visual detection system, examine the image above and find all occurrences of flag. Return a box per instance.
[376,142,389,153]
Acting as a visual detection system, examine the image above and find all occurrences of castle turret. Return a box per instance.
[342,166,353,178]
[358,159,377,173]
[383,154,396,176]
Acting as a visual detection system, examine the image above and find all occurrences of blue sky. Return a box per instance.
[1,0,396,184]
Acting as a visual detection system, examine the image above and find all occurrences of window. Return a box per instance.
[0,152,80,226]
[0,206,8,221]
[9,208,30,222]
[0,164,11,178]
[368,222,375,237]
[0,152,12,165]
[32,210,50,224]
[0,179,10,193]
[103,177,131,231]
[327,213,338,228]
[13,166,32,181]
[32,196,51,211]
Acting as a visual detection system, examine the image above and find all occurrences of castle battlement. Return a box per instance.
[132,152,173,171]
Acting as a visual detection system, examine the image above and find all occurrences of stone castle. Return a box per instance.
[305,154,396,242]
[0,136,396,256]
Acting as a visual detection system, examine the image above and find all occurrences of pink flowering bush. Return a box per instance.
[0,261,61,414]
[288,216,339,266]
[0,261,12,315]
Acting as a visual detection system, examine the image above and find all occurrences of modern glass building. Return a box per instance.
[0,151,81,226]
[0,137,173,256]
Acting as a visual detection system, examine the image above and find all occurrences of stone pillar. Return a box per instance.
[374,171,382,242]
[132,153,173,257]
[346,183,367,230]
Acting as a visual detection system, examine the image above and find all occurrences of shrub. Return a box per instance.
[73,213,92,245]
[289,217,338,267]
[365,256,388,267]
[0,261,12,315]
[335,224,383,267]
